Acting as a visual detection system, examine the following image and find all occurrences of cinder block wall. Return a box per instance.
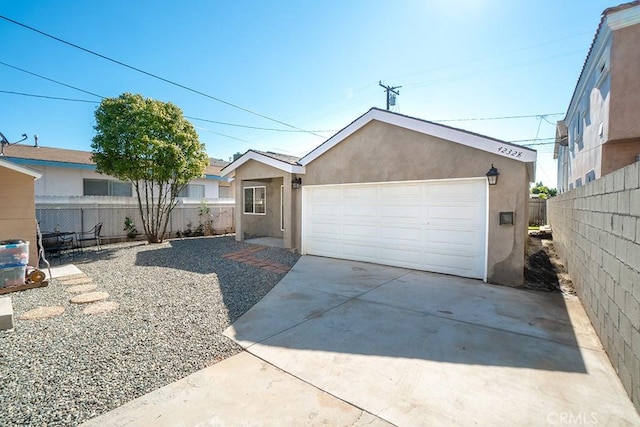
[548,162,640,412]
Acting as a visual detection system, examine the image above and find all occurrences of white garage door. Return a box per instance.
[302,179,487,280]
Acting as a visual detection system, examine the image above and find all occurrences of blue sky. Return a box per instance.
[0,1,620,187]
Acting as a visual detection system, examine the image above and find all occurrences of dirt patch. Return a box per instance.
[524,236,575,295]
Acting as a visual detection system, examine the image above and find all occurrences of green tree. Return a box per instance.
[91,93,209,243]
[530,181,557,199]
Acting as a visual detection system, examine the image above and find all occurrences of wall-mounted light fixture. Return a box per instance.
[292,176,302,189]
[486,164,499,185]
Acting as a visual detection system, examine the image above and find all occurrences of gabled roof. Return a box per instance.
[299,108,537,165]
[221,149,304,176]
[0,157,42,179]
[3,143,226,177]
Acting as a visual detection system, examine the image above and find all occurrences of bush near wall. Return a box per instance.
[548,162,640,412]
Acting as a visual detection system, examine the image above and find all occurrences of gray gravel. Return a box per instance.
[0,236,299,426]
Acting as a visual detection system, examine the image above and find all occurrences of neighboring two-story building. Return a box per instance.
[1,142,232,201]
[555,1,640,193]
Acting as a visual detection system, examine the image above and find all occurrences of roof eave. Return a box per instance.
[0,158,42,179]
[221,150,305,176]
[299,108,537,165]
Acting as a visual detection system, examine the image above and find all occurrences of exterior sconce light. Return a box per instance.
[292,176,302,189]
[486,164,499,185]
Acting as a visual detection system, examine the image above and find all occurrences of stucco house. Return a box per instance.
[222,108,536,285]
[1,142,232,200]
[555,1,640,193]
[0,158,41,265]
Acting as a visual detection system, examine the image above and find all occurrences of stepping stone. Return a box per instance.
[20,306,65,320]
[65,284,98,293]
[70,292,109,304]
[56,273,88,282]
[83,301,119,315]
[58,277,93,286]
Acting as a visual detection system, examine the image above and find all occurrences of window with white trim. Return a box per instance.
[218,186,231,198]
[83,179,132,197]
[178,184,205,199]
[244,186,266,214]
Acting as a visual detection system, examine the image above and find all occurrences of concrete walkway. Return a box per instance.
[86,256,639,426]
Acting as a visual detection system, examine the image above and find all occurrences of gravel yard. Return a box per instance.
[0,236,299,426]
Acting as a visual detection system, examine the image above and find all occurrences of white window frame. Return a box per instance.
[178,184,205,199]
[83,178,132,197]
[218,186,231,199]
[244,186,266,215]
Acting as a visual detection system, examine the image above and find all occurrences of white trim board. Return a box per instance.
[300,108,537,165]
[0,158,42,179]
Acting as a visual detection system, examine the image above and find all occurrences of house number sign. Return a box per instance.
[497,146,523,158]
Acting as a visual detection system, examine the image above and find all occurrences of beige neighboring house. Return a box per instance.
[2,143,232,200]
[222,108,537,286]
[0,158,41,264]
[555,1,640,193]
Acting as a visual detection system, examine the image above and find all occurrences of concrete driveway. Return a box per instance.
[86,256,639,426]
[225,256,638,426]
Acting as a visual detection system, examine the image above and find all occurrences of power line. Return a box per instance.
[186,115,336,133]
[0,89,98,103]
[0,14,323,137]
[0,88,337,134]
[0,88,561,144]
[433,113,563,122]
[0,60,104,98]
[192,126,248,142]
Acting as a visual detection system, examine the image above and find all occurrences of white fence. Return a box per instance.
[35,197,235,242]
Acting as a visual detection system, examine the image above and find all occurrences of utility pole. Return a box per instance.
[379,81,401,110]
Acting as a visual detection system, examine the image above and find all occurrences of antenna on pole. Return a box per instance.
[0,131,28,156]
[379,81,401,110]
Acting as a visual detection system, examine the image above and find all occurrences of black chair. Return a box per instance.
[76,222,103,252]
[42,233,77,264]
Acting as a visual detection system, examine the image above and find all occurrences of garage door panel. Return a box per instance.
[380,226,422,242]
[344,186,377,199]
[377,247,422,266]
[381,184,422,198]
[341,243,380,262]
[423,251,480,275]
[343,224,378,239]
[427,205,481,221]
[429,181,483,197]
[303,179,486,279]
[309,204,341,217]
[343,205,377,217]
[381,205,422,219]
[308,238,343,256]
[308,222,341,236]
[427,229,482,246]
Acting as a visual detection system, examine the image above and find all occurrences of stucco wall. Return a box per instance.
[233,160,293,245]
[610,24,640,143]
[0,167,38,265]
[548,162,640,412]
[602,138,640,176]
[299,121,531,285]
